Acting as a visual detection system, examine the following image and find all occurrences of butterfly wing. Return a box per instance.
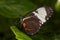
[22,6,53,35]
[22,16,41,35]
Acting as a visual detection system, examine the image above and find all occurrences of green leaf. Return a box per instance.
[55,0,60,12]
[10,26,32,40]
[0,0,36,18]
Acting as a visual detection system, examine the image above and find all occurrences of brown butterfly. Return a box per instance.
[20,6,53,35]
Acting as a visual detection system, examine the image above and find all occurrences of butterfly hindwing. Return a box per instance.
[23,16,40,35]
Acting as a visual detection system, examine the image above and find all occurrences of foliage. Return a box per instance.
[0,0,36,18]
[0,0,60,40]
[10,26,32,40]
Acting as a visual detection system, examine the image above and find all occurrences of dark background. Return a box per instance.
[0,0,60,40]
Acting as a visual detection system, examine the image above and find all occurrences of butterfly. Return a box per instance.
[19,6,53,35]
